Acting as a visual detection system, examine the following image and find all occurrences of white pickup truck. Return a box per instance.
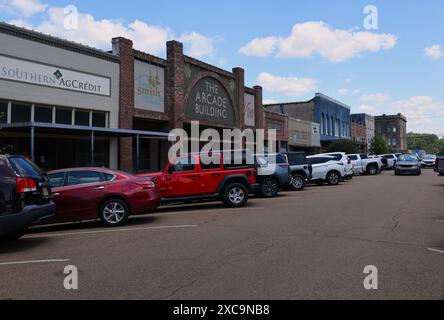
[347,154,383,175]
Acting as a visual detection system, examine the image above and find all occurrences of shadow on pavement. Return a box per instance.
[0,237,49,254]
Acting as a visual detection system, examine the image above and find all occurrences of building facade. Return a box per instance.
[351,119,367,152]
[287,118,321,154]
[264,93,351,150]
[0,22,121,171]
[351,113,375,151]
[0,22,268,173]
[374,114,407,153]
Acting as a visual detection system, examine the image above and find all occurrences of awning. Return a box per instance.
[0,122,173,170]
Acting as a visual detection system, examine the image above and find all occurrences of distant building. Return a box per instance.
[351,119,367,153]
[287,117,321,154]
[374,114,407,153]
[351,113,375,149]
[264,93,351,150]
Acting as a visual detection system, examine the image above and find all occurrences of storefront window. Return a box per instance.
[35,105,53,123]
[0,101,7,124]
[56,108,72,125]
[11,103,31,123]
[92,112,106,127]
[75,110,90,126]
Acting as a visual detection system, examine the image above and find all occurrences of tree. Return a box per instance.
[369,135,389,155]
[327,139,358,154]
[407,132,441,154]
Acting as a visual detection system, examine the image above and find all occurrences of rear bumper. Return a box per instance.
[0,202,55,237]
[131,189,162,215]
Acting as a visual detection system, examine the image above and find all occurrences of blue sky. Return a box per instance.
[1,0,444,134]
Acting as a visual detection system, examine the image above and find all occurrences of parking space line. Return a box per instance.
[0,259,70,267]
[24,224,198,239]
[436,220,444,224]
[428,248,444,255]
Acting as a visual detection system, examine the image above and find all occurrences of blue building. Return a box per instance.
[264,93,351,148]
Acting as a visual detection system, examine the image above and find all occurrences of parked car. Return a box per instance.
[394,155,422,176]
[139,151,259,208]
[421,155,436,168]
[47,168,160,227]
[254,153,291,198]
[282,152,312,191]
[0,155,55,240]
[317,152,354,179]
[436,156,444,175]
[347,154,383,175]
[379,154,398,170]
[306,155,346,186]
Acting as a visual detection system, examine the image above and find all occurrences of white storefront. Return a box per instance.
[0,22,120,170]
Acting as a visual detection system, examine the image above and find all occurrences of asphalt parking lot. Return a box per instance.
[1,169,443,300]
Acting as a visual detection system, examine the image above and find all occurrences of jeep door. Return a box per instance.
[197,153,223,194]
[163,155,202,197]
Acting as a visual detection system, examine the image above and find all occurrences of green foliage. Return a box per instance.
[407,132,443,154]
[369,135,389,155]
[327,139,358,154]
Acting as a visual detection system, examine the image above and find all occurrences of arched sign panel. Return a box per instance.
[186,77,235,126]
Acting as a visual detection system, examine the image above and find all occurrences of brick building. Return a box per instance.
[374,114,407,153]
[351,113,375,151]
[351,119,367,152]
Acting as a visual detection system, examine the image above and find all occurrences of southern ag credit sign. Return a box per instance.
[0,54,111,96]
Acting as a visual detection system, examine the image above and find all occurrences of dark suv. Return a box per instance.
[0,155,55,240]
[283,152,313,191]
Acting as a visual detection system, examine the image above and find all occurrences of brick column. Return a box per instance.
[232,67,245,130]
[166,41,185,131]
[254,85,264,130]
[112,37,134,172]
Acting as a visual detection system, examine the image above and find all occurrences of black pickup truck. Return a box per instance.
[0,155,55,241]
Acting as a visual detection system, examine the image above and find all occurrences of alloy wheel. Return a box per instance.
[228,187,245,205]
[102,202,126,224]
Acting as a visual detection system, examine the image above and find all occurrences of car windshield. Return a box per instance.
[424,155,436,160]
[398,155,417,162]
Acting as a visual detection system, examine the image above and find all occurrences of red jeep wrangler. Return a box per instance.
[139,152,259,207]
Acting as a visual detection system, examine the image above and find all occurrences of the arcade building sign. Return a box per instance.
[186,77,235,126]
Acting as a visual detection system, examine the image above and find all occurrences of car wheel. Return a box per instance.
[223,183,248,207]
[99,199,129,227]
[260,177,280,198]
[417,170,422,176]
[367,165,378,175]
[395,171,399,176]
[326,171,340,186]
[290,174,305,191]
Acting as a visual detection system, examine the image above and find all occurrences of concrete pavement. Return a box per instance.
[1,169,443,299]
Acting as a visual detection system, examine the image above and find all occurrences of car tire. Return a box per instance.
[326,171,341,186]
[289,174,305,191]
[259,177,280,198]
[223,183,248,207]
[99,198,130,227]
[367,165,378,176]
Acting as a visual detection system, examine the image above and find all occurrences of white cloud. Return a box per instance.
[357,105,377,114]
[8,6,214,57]
[360,93,390,104]
[0,0,47,17]
[257,72,317,97]
[239,36,278,57]
[338,88,349,96]
[352,89,361,96]
[179,32,214,58]
[263,99,279,104]
[389,96,444,131]
[424,44,443,60]
[240,21,397,62]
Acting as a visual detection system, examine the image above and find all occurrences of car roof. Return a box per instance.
[48,167,120,174]
[307,155,335,159]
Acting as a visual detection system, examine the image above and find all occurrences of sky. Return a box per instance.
[1,0,443,135]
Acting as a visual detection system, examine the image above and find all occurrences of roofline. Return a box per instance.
[263,92,351,110]
[0,22,120,63]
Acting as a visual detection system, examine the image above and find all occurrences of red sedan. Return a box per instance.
[46,168,160,227]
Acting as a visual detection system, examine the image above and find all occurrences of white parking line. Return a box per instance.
[428,248,444,255]
[0,259,70,267]
[24,225,198,239]
[436,220,444,224]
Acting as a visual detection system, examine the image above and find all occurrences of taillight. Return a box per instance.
[135,180,155,189]
[279,164,289,168]
[16,177,37,193]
